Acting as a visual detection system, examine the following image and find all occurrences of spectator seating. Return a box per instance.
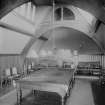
[76,62,101,76]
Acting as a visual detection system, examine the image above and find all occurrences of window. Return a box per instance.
[63,7,75,20]
[55,7,75,21]
[55,8,61,20]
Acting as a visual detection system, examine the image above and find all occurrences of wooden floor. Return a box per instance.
[66,79,95,105]
[0,86,14,97]
[0,78,98,105]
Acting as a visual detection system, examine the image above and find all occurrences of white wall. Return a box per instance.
[0,27,31,54]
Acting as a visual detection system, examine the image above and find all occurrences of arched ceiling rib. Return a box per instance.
[0,3,49,45]
[0,0,29,19]
[29,27,101,55]
[0,21,34,37]
[0,21,48,41]
[21,5,104,55]
[43,27,103,52]
[0,0,105,23]
[0,3,49,54]
[0,0,105,54]
[23,24,103,56]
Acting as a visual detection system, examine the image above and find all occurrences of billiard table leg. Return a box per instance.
[62,97,64,105]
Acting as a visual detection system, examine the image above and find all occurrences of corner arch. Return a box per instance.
[0,0,29,19]
[40,26,104,52]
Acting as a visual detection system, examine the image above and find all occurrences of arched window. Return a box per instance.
[54,7,75,21]
[63,7,75,20]
[55,8,61,20]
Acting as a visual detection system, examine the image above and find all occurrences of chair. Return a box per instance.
[5,68,13,86]
[31,62,34,67]
[11,67,20,79]
[5,68,11,77]
[0,76,7,88]
[23,65,27,76]
[27,64,34,74]
[28,64,32,70]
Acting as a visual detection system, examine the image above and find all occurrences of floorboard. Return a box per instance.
[66,79,95,105]
[1,78,105,105]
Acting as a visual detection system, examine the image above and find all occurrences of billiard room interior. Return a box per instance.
[0,0,105,105]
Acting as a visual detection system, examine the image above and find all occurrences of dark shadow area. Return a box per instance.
[15,90,61,105]
[63,7,75,20]
[91,81,105,105]
[0,85,14,97]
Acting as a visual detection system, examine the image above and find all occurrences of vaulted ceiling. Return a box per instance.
[42,27,100,54]
[1,0,105,22]
[0,0,105,55]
